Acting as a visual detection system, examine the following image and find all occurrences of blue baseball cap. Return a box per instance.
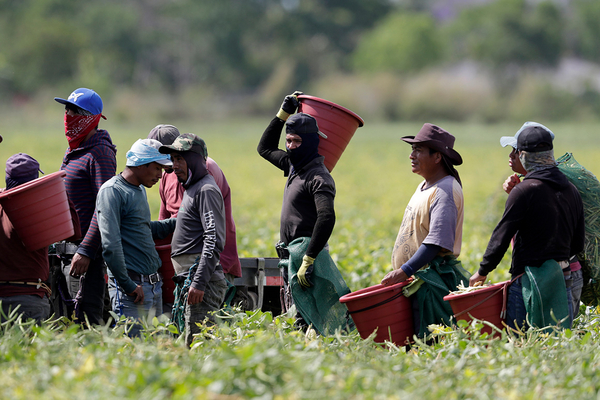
[500,121,554,149]
[54,88,106,119]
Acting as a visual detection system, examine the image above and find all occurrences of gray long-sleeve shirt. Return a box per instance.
[96,174,176,293]
[171,173,226,291]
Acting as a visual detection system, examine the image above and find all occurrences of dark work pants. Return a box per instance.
[61,255,106,325]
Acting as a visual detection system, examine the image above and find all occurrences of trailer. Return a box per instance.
[231,257,283,315]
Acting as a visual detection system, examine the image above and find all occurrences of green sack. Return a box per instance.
[522,260,570,329]
[280,237,354,335]
[557,153,600,306]
[413,256,470,337]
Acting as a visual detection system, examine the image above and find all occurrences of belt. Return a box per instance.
[127,270,161,285]
[0,279,52,296]
[54,241,79,256]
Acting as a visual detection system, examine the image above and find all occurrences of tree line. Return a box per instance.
[1,0,599,120]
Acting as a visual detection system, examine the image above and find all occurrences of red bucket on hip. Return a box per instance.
[297,95,364,172]
[443,280,510,335]
[0,171,74,251]
[339,281,413,346]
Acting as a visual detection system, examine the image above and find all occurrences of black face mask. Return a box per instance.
[287,132,320,171]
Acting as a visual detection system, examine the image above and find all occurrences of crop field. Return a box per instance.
[2,114,600,399]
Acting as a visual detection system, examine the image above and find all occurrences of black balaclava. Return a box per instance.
[287,132,320,172]
[285,113,321,172]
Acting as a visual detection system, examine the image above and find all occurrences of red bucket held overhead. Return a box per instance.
[339,281,414,346]
[443,280,510,335]
[298,95,364,172]
[0,171,74,251]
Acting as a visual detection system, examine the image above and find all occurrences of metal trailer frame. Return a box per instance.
[233,257,283,314]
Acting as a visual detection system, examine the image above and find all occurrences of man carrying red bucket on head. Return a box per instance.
[381,123,469,338]
[257,91,352,335]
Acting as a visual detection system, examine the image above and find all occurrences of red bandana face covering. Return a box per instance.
[65,113,102,150]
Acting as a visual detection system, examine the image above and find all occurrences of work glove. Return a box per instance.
[276,91,304,121]
[298,255,315,288]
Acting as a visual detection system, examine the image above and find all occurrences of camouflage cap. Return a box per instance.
[159,133,208,159]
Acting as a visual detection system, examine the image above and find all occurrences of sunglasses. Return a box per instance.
[65,104,93,116]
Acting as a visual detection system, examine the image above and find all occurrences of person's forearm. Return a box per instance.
[306,193,335,258]
[400,244,440,277]
[257,117,288,172]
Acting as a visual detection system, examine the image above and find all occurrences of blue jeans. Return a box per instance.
[108,275,163,336]
[1,295,50,324]
[506,277,527,331]
[571,269,583,318]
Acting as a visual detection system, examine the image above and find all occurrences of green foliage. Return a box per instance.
[3,306,600,398]
[569,0,600,63]
[352,12,442,74]
[0,0,391,97]
[2,118,600,398]
[449,0,564,68]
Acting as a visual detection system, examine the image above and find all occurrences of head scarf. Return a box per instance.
[126,139,173,167]
[441,154,462,187]
[519,149,556,174]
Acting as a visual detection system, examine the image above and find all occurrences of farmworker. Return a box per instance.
[1,154,81,323]
[53,88,117,325]
[96,139,176,334]
[499,122,584,323]
[257,91,336,324]
[470,125,585,330]
[381,123,467,337]
[159,134,227,347]
[147,124,241,283]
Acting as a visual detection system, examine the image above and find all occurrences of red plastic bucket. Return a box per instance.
[339,281,413,345]
[443,280,510,335]
[155,243,175,304]
[298,95,364,172]
[0,171,74,251]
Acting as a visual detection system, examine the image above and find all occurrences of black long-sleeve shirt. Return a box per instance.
[257,117,336,258]
[479,166,585,277]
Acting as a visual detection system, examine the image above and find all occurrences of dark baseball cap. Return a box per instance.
[517,126,554,153]
[5,153,44,189]
[6,153,44,178]
[147,124,180,146]
[159,133,208,159]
